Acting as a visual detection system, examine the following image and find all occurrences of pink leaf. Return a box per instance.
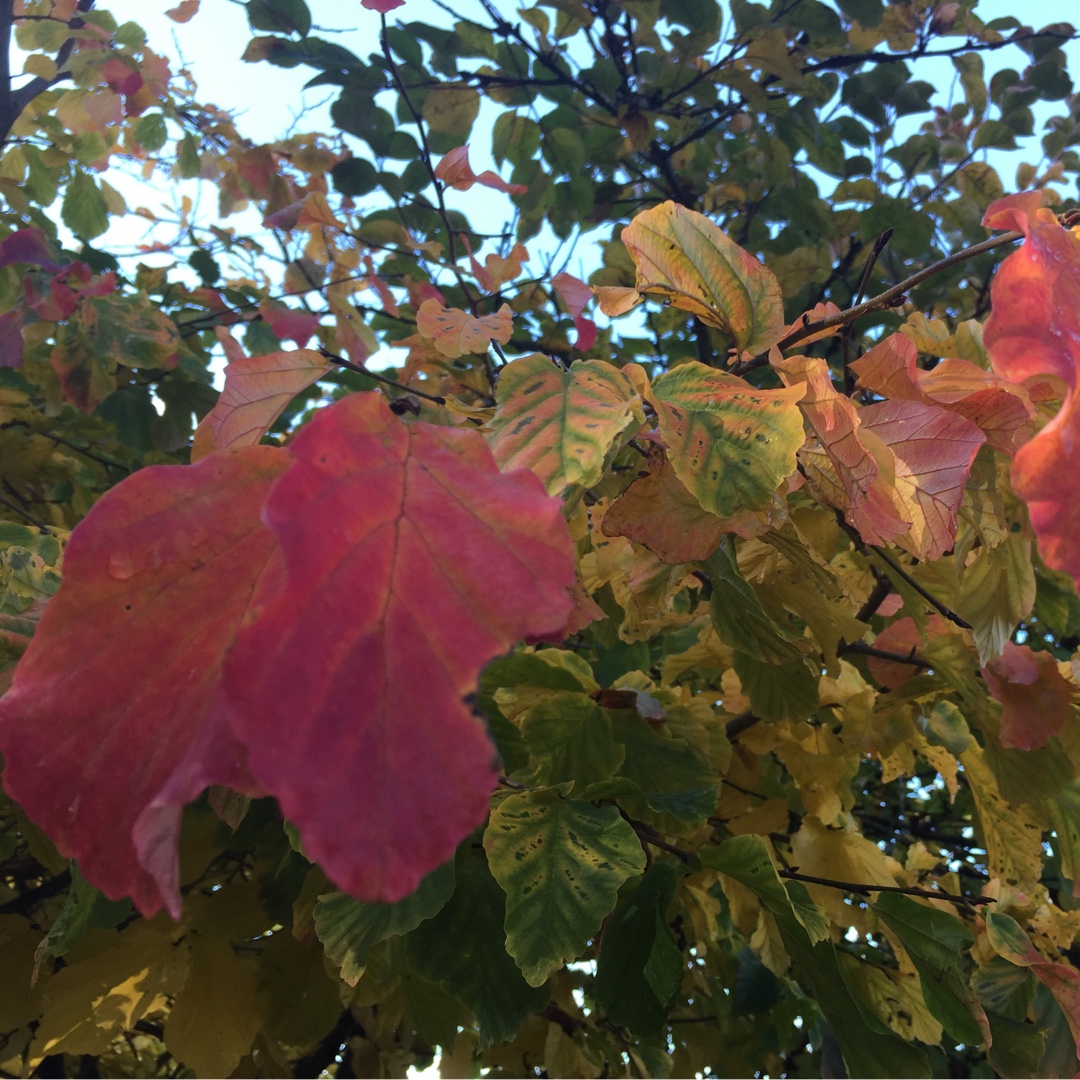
[982,641,1072,750]
[191,347,330,461]
[552,272,598,351]
[362,0,405,8]
[0,448,289,917]
[434,144,527,196]
[222,392,574,900]
[258,300,321,346]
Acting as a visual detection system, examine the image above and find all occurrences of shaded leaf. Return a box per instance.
[982,641,1072,750]
[313,860,456,986]
[484,791,645,986]
[407,849,547,1048]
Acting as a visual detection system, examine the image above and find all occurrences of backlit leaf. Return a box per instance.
[0,447,288,916]
[487,353,642,496]
[223,393,574,902]
[191,347,329,461]
[416,299,512,358]
[484,791,645,986]
[619,202,784,355]
[858,399,985,561]
[435,144,527,195]
[648,360,805,518]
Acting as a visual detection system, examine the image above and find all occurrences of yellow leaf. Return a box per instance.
[619,201,785,354]
[421,84,480,135]
[164,935,261,1077]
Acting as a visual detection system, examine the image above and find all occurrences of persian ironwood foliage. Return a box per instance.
[2,0,1080,1077]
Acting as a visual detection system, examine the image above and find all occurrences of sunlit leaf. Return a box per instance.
[619,202,785,355]
[416,299,513,358]
[487,353,642,495]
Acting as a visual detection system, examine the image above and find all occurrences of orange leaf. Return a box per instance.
[191,348,330,462]
[416,299,512,358]
[859,400,985,561]
[166,0,199,21]
[434,144,527,195]
[850,332,1034,456]
[982,641,1072,750]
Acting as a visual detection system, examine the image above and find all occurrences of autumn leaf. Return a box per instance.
[646,360,805,517]
[416,299,513,358]
[984,193,1080,590]
[487,353,643,496]
[0,448,289,917]
[774,354,909,547]
[602,443,782,563]
[191,347,330,461]
[619,201,785,355]
[222,392,575,902]
[552,271,598,351]
[982,641,1072,750]
[435,145,527,196]
[165,0,199,21]
[850,332,1034,456]
[859,400,985,561]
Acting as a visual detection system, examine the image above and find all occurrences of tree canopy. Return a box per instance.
[1,0,1080,1076]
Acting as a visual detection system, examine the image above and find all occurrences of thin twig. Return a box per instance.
[731,230,1023,376]
[777,867,995,908]
[725,709,760,740]
[837,640,932,669]
[0,491,49,530]
[316,346,446,404]
[870,545,973,630]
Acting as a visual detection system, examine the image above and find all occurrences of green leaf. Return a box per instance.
[700,834,828,943]
[314,859,456,986]
[407,849,547,1048]
[1048,782,1080,898]
[519,692,624,787]
[61,170,109,240]
[246,0,311,36]
[872,892,986,1046]
[731,652,818,722]
[39,864,132,960]
[133,113,168,153]
[706,539,803,664]
[649,362,805,518]
[611,711,717,824]
[487,354,642,497]
[484,790,645,986]
[593,860,683,1034]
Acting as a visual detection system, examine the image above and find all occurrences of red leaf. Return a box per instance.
[0,309,24,366]
[868,615,947,689]
[258,300,321,346]
[191,347,330,461]
[0,227,64,271]
[0,448,289,917]
[984,193,1080,588]
[362,0,405,8]
[166,0,199,20]
[222,393,574,901]
[434,144,527,196]
[774,354,908,547]
[982,641,1072,750]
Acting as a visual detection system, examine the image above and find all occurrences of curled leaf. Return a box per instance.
[435,145,526,196]
[416,299,513,358]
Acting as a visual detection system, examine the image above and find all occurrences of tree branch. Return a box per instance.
[777,867,995,908]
